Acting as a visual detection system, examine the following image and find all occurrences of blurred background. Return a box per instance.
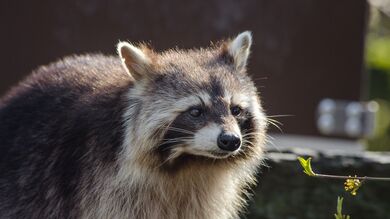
[1,0,390,218]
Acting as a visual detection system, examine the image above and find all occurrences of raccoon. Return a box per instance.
[0,31,267,219]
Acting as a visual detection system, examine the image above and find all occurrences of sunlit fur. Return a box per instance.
[0,32,267,219]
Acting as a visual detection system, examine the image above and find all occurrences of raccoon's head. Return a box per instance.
[118,31,266,168]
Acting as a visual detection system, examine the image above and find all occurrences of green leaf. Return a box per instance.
[366,36,390,70]
[297,156,316,176]
[334,196,351,219]
[336,196,343,217]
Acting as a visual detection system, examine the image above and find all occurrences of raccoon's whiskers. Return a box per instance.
[160,137,193,145]
[253,76,268,82]
[236,145,251,157]
[266,117,283,126]
[161,137,193,141]
[266,118,283,133]
[242,139,256,147]
[264,135,282,152]
[267,114,293,118]
[242,132,262,138]
[157,140,194,168]
[166,127,195,135]
[166,149,183,162]
[265,114,293,133]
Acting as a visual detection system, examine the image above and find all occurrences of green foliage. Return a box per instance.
[297,157,315,176]
[334,197,350,219]
[295,156,390,218]
[366,99,390,151]
[246,156,390,219]
[366,36,390,71]
[366,37,390,151]
[365,14,390,151]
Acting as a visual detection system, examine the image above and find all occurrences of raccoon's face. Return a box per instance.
[118,31,266,164]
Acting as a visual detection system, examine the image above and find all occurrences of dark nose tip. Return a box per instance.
[217,133,241,151]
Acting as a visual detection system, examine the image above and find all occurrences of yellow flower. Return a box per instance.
[344,176,362,196]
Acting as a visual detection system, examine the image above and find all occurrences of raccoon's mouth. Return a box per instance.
[183,148,239,159]
[207,150,235,159]
[158,139,240,160]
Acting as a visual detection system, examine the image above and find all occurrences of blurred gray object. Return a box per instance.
[317,99,378,137]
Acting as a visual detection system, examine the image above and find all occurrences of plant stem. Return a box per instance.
[314,174,390,181]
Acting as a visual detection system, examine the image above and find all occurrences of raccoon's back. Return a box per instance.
[0,54,131,218]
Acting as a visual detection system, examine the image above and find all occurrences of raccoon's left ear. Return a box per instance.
[223,31,253,71]
[117,42,154,81]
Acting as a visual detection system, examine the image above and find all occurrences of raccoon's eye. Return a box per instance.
[231,106,242,116]
[188,107,203,118]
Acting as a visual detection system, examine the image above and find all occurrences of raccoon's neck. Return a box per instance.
[88,163,254,219]
[135,168,245,219]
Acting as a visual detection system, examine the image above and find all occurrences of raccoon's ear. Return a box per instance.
[224,31,252,71]
[117,42,153,80]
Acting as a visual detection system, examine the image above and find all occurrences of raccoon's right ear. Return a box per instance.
[117,42,154,81]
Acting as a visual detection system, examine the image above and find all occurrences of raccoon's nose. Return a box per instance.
[217,133,241,151]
